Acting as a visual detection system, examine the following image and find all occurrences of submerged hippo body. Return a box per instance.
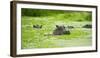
[82,24,92,28]
[53,25,70,35]
[33,24,42,29]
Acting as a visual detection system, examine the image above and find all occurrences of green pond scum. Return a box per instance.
[21,8,92,49]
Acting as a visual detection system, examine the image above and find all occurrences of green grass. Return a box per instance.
[21,9,92,49]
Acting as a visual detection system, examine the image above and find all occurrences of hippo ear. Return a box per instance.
[56,25,59,28]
